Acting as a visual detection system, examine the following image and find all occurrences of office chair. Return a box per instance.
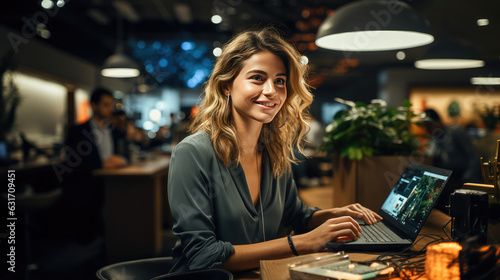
[151,268,233,280]
[14,186,62,279]
[96,257,175,280]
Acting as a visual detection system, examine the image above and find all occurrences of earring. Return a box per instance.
[274,113,288,128]
[223,94,230,117]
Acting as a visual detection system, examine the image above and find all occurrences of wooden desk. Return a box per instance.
[94,156,170,263]
[233,209,452,280]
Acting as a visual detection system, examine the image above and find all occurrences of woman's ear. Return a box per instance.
[222,84,231,96]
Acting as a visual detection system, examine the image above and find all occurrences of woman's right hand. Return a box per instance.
[293,216,362,254]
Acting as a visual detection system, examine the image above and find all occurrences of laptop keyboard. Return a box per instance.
[361,224,396,242]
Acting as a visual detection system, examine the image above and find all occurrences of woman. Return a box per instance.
[167,27,382,273]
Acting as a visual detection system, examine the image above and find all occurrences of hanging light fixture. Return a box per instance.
[316,0,434,51]
[470,69,500,85]
[101,14,140,78]
[414,40,485,70]
[471,77,500,85]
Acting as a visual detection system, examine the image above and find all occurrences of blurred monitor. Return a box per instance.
[0,141,8,160]
[321,102,347,124]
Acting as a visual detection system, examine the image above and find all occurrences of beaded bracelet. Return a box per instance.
[287,234,299,256]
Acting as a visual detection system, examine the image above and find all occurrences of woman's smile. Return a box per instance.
[253,100,279,109]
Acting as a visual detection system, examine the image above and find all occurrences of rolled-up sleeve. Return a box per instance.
[168,140,234,271]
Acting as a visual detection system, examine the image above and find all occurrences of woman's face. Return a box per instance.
[227,51,287,126]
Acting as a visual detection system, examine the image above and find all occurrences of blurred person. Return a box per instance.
[66,88,127,170]
[60,88,127,243]
[167,28,381,273]
[422,108,482,211]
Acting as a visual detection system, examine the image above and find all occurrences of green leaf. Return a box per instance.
[402,100,412,108]
[319,98,423,160]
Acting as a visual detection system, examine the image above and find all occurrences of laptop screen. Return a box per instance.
[380,163,451,237]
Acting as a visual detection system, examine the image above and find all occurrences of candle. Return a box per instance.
[426,242,462,280]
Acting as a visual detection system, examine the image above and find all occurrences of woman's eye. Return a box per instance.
[276,78,286,85]
[251,75,263,81]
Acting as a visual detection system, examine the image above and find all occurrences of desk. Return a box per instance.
[233,209,452,280]
[94,156,170,262]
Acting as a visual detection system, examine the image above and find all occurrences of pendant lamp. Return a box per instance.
[414,40,485,70]
[316,0,434,51]
[101,14,140,78]
[470,69,500,85]
[471,77,500,85]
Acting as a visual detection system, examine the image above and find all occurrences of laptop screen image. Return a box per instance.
[379,164,451,239]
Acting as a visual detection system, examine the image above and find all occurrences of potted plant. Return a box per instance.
[320,98,430,210]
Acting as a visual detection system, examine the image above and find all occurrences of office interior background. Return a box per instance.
[0,0,499,149]
[1,0,500,279]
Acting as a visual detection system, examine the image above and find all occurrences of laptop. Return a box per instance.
[327,163,452,252]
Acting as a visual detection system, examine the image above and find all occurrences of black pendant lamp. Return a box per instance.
[101,14,140,78]
[414,40,485,70]
[316,0,434,51]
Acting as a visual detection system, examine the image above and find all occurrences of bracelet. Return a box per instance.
[287,234,299,256]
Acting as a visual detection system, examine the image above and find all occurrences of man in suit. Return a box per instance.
[61,87,127,243]
[66,88,127,171]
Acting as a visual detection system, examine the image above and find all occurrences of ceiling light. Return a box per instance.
[415,59,484,70]
[40,29,51,39]
[476,19,489,26]
[211,15,222,24]
[101,15,140,78]
[316,0,433,51]
[41,0,54,9]
[414,40,485,70]
[101,51,140,78]
[396,51,406,60]
[213,47,222,57]
[471,77,500,85]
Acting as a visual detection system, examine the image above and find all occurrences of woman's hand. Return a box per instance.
[308,203,382,229]
[331,203,383,225]
[294,216,362,253]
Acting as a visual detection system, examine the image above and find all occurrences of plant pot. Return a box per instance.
[331,154,432,211]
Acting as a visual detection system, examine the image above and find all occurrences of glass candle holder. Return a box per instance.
[425,242,462,280]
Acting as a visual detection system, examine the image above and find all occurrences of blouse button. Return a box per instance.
[252,237,258,243]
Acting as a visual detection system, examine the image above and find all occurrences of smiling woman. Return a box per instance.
[167,27,382,274]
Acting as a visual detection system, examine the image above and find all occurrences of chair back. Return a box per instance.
[96,257,175,280]
[151,268,233,280]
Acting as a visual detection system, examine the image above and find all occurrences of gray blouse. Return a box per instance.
[167,131,319,272]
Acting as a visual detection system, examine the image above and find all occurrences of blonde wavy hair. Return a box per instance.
[190,27,313,177]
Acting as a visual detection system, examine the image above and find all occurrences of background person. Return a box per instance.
[422,108,482,211]
[60,87,127,243]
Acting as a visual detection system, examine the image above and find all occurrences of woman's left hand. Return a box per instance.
[330,203,382,225]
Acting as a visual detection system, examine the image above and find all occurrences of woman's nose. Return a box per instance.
[262,79,276,95]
